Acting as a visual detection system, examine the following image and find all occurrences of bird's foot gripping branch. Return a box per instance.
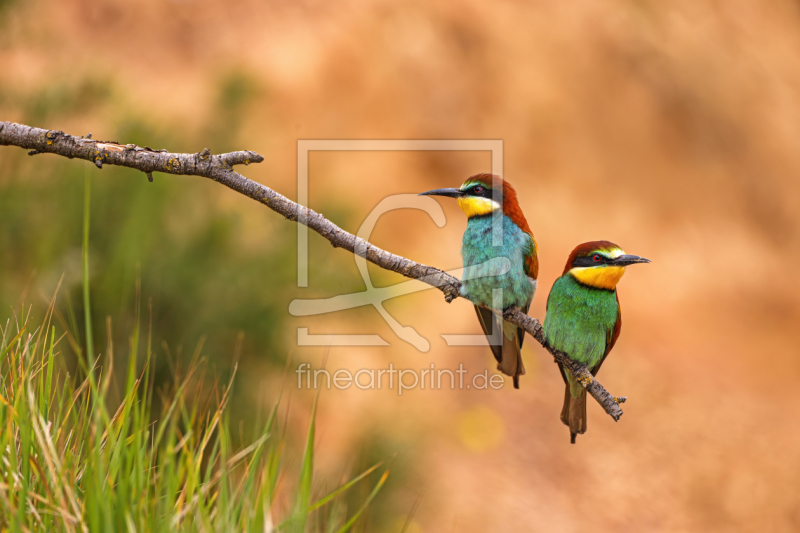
[0,120,625,422]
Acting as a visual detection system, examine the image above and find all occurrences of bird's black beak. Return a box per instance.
[418,187,464,198]
[613,254,651,266]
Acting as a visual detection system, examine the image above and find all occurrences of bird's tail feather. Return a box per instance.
[560,384,587,443]
[497,321,525,389]
[474,306,526,389]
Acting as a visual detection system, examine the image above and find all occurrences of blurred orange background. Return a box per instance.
[2,0,800,531]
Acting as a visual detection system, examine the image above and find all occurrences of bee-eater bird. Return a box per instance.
[420,174,538,389]
[543,241,650,443]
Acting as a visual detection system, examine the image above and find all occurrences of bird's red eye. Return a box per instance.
[473,186,485,194]
[592,254,602,262]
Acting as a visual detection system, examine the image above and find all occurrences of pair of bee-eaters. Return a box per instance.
[420,174,649,443]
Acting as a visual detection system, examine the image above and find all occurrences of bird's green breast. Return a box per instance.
[460,215,536,309]
[543,273,619,369]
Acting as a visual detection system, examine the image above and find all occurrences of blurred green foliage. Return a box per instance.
[25,77,113,126]
[0,0,16,20]
[0,70,357,396]
[0,149,296,375]
[206,70,264,153]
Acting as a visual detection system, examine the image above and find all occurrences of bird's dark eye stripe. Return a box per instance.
[572,254,609,267]
[467,185,493,198]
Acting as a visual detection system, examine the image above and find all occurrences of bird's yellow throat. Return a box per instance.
[569,266,626,290]
[457,196,499,218]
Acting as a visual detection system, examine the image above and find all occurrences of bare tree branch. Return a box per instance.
[0,120,625,421]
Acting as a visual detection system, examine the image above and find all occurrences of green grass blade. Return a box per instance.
[334,470,389,533]
[309,462,383,512]
[82,164,94,363]
[292,391,319,531]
